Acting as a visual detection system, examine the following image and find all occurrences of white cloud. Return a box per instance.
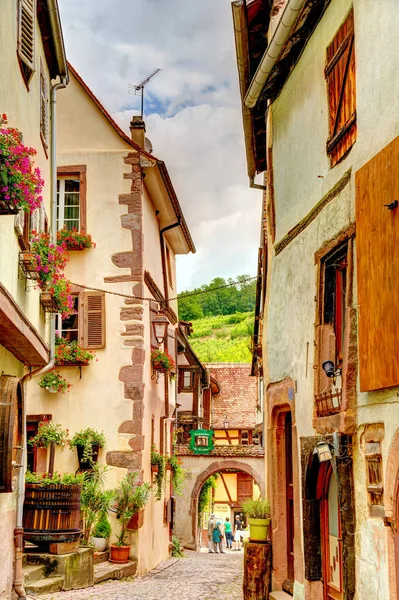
[58,0,262,290]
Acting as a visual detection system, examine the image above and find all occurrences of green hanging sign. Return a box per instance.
[189,429,214,455]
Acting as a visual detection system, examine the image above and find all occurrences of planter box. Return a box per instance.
[55,361,90,367]
[0,197,18,215]
[127,510,144,530]
[40,292,60,314]
[19,251,40,280]
[76,443,100,471]
[151,465,159,475]
[23,483,82,545]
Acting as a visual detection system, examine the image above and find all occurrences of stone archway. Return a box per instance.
[189,460,265,550]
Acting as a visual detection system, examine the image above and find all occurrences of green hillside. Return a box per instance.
[188,312,253,363]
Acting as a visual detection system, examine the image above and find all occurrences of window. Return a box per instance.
[240,430,250,445]
[40,61,48,147]
[57,166,87,232]
[179,369,195,392]
[322,243,348,366]
[56,291,106,349]
[196,436,208,447]
[17,0,35,85]
[325,9,356,166]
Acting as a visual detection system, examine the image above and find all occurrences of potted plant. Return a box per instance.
[70,428,106,470]
[242,498,271,542]
[28,420,69,450]
[55,337,96,366]
[167,454,185,495]
[38,371,72,394]
[30,231,69,289]
[151,446,165,501]
[23,471,84,544]
[151,349,175,374]
[110,472,151,564]
[0,114,44,214]
[80,465,114,546]
[57,228,95,250]
[91,513,111,552]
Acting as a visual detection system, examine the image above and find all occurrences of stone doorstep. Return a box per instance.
[94,560,137,584]
[269,592,293,600]
[23,564,47,584]
[25,575,64,596]
[93,550,109,565]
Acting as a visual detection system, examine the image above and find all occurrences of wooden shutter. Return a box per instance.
[0,376,23,493]
[314,324,336,396]
[18,0,35,78]
[356,136,399,391]
[237,473,253,503]
[325,9,356,166]
[83,292,105,349]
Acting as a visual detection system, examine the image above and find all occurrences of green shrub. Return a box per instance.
[171,535,183,557]
[92,514,111,539]
[242,499,271,519]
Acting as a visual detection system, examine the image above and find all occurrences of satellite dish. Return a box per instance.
[144,137,153,154]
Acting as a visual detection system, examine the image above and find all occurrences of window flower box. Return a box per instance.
[57,228,95,251]
[55,339,96,367]
[19,251,40,280]
[40,292,59,314]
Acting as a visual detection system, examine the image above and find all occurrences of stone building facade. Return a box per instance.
[232,1,399,599]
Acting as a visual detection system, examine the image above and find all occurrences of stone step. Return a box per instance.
[25,576,64,596]
[269,592,293,600]
[93,550,109,565]
[23,564,46,584]
[94,560,137,584]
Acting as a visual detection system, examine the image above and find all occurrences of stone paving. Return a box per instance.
[35,548,244,600]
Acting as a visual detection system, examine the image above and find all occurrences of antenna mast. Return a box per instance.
[128,68,162,118]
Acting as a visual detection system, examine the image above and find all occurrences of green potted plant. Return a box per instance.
[70,428,106,470]
[28,420,69,449]
[151,349,175,374]
[151,446,165,501]
[242,498,271,542]
[110,472,151,564]
[38,371,72,394]
[80,465,114,546]
[91,513,111,552]
[55,337,96,366]
[167,454,185,495]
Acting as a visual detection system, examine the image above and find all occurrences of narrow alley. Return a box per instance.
[36,551,243,600]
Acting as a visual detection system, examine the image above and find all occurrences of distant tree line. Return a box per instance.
[178,275,256,322]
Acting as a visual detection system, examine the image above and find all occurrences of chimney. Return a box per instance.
[130,116,146,149]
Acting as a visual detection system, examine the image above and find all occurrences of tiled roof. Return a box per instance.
[176,444,264,458]
[207,364,258,429]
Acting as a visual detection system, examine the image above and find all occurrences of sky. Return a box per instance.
[58,0,262,291]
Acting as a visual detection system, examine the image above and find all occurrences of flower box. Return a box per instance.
[0,152,18,215]
[19,251,40,280]
[40,292,59,314]
[151,465,159,475]
[127,510,144,531]
[55,360,90,367]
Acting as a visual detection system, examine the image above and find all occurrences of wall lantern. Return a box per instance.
[223,414,229,429]
[152,312,169,346]
[322,360,342,385]
[314,440,333,463]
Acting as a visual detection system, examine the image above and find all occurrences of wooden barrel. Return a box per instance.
[23,483,82,543]
[0,375,22,493]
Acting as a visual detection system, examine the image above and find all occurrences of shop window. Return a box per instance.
[17,0,35,86]
[325,9,356,166]
[56,291,105,349]
[57,166,87,232]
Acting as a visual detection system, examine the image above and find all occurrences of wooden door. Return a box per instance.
[321,466,343,600]
[285,412,295,583]
[237,473,253,503]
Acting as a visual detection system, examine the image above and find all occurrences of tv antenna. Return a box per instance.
[128,68,162,118]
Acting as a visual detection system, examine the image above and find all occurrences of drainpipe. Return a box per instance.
[13,75,67,600]
[244,0,307,109]
[159,217,182,308]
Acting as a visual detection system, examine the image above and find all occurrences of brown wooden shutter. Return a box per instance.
[0,376,23,493]
[325,9,356,166]
[18,0,35,76]
[237,473,253,503]
[356,136,399,391]
[83,292,105,349]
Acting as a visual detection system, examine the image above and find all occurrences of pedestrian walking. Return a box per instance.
[212,518,225,553]
[224,517,233,549]
[233,514,243,550]
[207,514,216,553]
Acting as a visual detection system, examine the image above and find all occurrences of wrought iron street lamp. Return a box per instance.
[152,312,169,346]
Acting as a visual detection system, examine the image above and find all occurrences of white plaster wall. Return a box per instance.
[267,0,399,597]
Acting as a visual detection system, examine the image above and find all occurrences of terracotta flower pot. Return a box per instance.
[109,544,130,564]
[127,510,144,530]
[151,464,159,474]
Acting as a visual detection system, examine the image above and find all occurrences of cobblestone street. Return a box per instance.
[35,549,244,600]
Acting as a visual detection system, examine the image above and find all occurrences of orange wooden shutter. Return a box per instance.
[356,136,399,391]
[83,292,105,349]
[325,9,356,166]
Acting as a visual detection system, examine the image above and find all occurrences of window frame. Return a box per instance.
[57,166,87,233]
[56,288,106,350]
[179,368,195,392]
